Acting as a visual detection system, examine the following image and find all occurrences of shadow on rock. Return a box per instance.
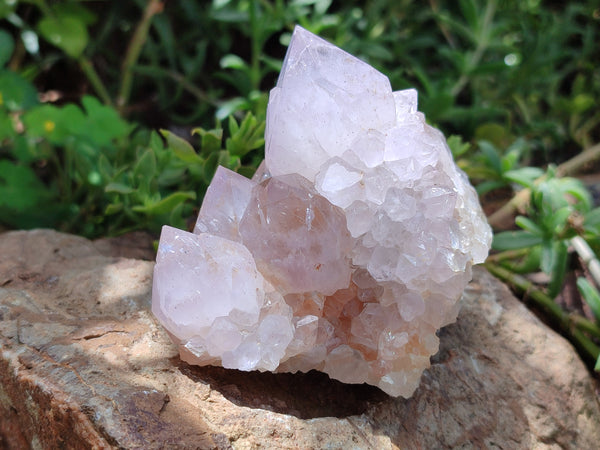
[174,358,389,419]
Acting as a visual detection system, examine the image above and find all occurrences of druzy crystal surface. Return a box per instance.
[152,26,492,397]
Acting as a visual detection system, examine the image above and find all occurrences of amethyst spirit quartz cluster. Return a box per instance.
[152,26,492,397]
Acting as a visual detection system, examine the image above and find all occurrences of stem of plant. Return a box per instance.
[484,262,600,362]
[488,141,600,228]
[571,236,600,289]
[429,0,456,49]
[8,32,26,72]
[486,248,531,263]
[133,66,217,106]
[117,0,164,113]
[450,0,496,98]
[576,112,600,149]
[249,0,261,91]
[571,313,600,340]
[63,142,75,204]
[79,58,113,106]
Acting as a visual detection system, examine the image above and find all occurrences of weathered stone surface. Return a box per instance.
[1,229,599,449]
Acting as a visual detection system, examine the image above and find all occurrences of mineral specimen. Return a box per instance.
[152,26,492,397]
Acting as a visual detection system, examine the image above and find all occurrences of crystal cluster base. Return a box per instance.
[152,26,492,397]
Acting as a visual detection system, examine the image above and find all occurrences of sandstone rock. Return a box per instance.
[1,229,599,449]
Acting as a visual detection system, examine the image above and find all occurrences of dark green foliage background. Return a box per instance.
[0,0,598,237]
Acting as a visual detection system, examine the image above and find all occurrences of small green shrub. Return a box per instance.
[0,63,265,236]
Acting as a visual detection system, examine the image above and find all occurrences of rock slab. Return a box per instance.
[1,229,599,449]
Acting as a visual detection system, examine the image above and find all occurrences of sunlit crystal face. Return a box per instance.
[152,25,492,398]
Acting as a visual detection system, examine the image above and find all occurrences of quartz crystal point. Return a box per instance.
[152,26,492,397]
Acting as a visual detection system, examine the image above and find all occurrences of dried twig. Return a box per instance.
[117,0,164,111]
[571,236,600,289]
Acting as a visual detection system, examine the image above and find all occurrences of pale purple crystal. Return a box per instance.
[239,174,353,296]
[152,26,492,397]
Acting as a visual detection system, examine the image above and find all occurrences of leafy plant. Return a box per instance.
[455,138,544,196]
[493,169,593,296]
[486,164,600,368]
[100,111,264,235]
[0,61,266,236]
[578,278,600,324]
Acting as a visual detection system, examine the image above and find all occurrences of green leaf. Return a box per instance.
[52,3,97,26]
[104,203,123,215]
[237,166,257,179]
[540,240,553,275]
[500,151,519,174]
[10,135,50,163]
[458,0,479,30]
[97,154,113,181]
[570,94,595,114]
[157,167,186,187]
[73,140,99,160]
[546,241,568,298]
[216,97,250,120]
[150,130,165,154]
[0,160,47,211]
[0,108,14,140]
[24,96,125,148]
[585,208,600,227]
[203,151,220,184]
[0,160,57,228]
[556,178,592,212]
[78,96,129,146]
[500,245,542,274]
[210,8,248,23]
[192,126,223,156]
[515,216,544,236]
[160,129,203,164]
[228,114,240,135]
[577,278,600,322]
[492,230,544,250]
[38,15,89,59]
[549,207,572,234]
[503,167,544,188]
[134,148,157,180]
[132,191,196,215]
[218,149,240,171]
[446,135,471,157]
[105,182,135,194]
[477,140,502,174]
[226,112,265,156]
[0,70,39,111]
[0,0,17,19]
[594,354,600,373]
[501,139,529,170]
[0,29,14,67]
[220,54,248,70]
[474,123,514,150]
[22,103,70,144]
[466,166,500,180]
[261,54,283,74]
[475,180,506,196]
[537,177,592,215]
[167,203,186,229]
